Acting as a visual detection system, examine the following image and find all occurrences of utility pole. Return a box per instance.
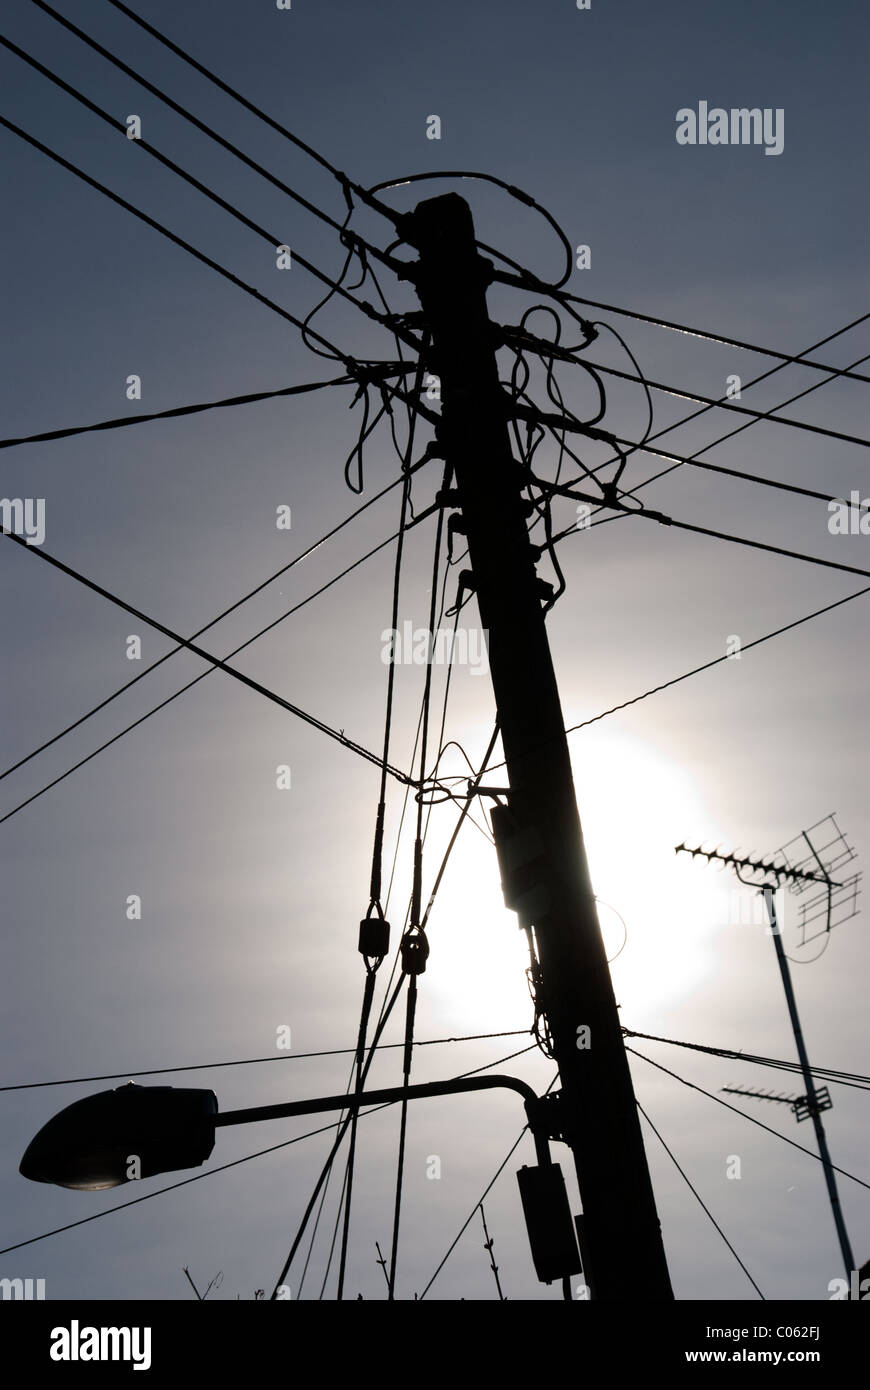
[402,193,672,1300]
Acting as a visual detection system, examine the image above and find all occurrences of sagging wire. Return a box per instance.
[387,459,453,1300]
[335,345,429,1299]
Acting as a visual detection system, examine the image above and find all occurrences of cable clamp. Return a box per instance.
[400,928,430,976]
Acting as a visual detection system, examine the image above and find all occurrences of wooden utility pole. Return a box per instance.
[403,193,672,1299]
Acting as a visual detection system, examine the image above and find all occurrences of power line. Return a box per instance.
[548,334,870,539]
[1,455,433,785]
[336,357,427,1301]
[0,34,422,357]
[636,1101,765,1299]
[540,450,869,521]
[504,329,869,451]
[0,116,377,384]
[626,503,870,581]
[486,580,869,779]
[0,374,366,451]
[563,583,870,737]
[102,0,403,230]
[623,1028,870,1095]
[627,1048,870,1194]
[418,1073,559,1301]
[0,1030,531,1095]
[0,111,437,443]
[269,727,504,1298]
[31,2,403,254]
[0,525,416,790]
[546,474,870,582]
[0,489,499,838]
[491,267,870,385]
[0,494,464,826]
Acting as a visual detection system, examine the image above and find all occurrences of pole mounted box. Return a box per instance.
[516,1162,582,1284]
[491,802,551,927]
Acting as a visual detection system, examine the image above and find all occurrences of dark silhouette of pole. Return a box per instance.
[401,193,672,1300]
[762,887,855,1279]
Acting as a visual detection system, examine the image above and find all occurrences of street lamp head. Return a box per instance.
[19,1083,218,1190]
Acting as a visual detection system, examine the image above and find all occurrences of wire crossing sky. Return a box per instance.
[0,0,867,1305]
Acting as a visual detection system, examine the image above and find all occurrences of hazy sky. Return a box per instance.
[1,0,868,1301]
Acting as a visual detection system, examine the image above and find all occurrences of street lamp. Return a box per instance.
[19,1074,584,1290]
[19,1083,217,1190]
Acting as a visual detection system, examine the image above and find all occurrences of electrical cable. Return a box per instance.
[0,1107,389,1259]
[270,724,502,1299]
[484,582,869,777]
[267,1029,535,1300]
[0,497,494,835]
[387,463,451,1299]
[627,1049,870,1193]
[1,455,433,786]
[538,477,870,580]
[490,266,870,385]
[0,114,438,433]
[366,170,574,288]
[31,3,405,259]
[0,34,423,358]
[506,325,869,450]
[636,1101,765,1299]
[564,583,870,737]
[418,1072,560,1301]
[545,333,870,538]
[336,350,428,1299]
[0,524,418,789]
[0,116,371,386]
[622,1029,870,1095]
[0,1030,533,1094]
[101,0,405,230]
[0,374,362,451]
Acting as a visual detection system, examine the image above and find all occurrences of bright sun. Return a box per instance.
[419,725,726,1035]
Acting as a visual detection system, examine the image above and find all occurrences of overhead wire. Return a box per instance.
[0,373,368,451]
[418,1072,560,1301]
[366,169,574,288]
[0,1030,533,1094]
[386,461,452,1300]
[30,3,405,260]
[562,582,870,739]
[0,481,504,829]
[636,1101,765,1299]
[622,1028,870,1095]
[0,524,418,789]
[270,723,502,1298]
[543,331,870,539]
[0,34,423,357]
[490,264,870,384]
[0,115,405,394]
[336,346,428,1300]
[505,326,869,450]
[627,1049,870,1194]
[101,0,405,230]
[0,455,433,786]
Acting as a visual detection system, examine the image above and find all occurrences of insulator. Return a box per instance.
[400,932,429,975]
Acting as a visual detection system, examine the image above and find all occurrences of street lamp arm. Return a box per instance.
[216,1073,550,1164]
